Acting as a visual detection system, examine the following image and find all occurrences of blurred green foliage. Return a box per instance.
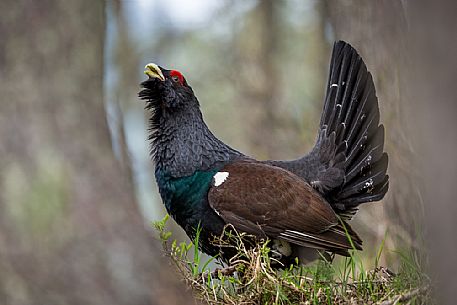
[4,153,68,238]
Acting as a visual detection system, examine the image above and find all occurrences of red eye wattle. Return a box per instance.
[170,70,184,85]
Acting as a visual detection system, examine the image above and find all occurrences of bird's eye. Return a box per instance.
[169,70,184,85]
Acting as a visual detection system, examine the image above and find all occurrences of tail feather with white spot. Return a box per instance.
[319,41,389,218]
[268,41,389,219]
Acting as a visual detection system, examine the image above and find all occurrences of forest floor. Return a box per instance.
[154,215,430,305]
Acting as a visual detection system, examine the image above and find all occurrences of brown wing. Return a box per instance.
[208,161,362,252]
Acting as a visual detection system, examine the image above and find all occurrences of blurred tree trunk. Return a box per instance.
[111,0,139,181]
[325,0,422,259]
[326,1,457,302]
[235,0,282,159]
[234,1,330,161]
[406,1,457,303]
[0,1,190,304]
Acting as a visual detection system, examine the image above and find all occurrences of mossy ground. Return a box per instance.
[153,215,430,305]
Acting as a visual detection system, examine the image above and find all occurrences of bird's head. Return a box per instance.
[139,63,198,112]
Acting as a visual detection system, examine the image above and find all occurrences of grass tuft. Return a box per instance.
[153,215,430,305]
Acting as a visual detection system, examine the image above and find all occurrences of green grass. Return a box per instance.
[153,215,430,305]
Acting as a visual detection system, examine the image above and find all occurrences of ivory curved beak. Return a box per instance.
[144,63,165,81]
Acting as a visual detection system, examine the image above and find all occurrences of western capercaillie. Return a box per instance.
[139,41,389,264]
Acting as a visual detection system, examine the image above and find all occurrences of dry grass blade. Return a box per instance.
[376,285,430,305]
[153,216,429,305]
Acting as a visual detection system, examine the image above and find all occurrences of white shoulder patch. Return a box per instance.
[213,171,229,187]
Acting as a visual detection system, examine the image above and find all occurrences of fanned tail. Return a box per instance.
[266,41,389,219]
[318,41,389,217]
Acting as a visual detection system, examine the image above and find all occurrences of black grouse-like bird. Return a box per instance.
[139,41,389,264]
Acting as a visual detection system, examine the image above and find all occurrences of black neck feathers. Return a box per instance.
[148,102,243,177]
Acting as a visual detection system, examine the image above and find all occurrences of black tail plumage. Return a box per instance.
[268,41,388,219]
[319,41,389,218]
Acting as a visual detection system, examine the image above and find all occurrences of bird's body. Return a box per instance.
[140,41,389,264]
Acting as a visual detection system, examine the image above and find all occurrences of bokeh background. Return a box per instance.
[1,0,456,304]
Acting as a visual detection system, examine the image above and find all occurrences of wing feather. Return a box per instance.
[208,161,362,252]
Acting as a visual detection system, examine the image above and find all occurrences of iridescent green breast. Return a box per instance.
[155,169,217,225]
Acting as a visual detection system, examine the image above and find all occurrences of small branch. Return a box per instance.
[377,285,429,305]
[211,266,237,278]
[200,266,237,279]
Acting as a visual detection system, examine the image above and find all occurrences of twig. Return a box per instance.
[377,285,429,305]
[200,265,237,279]
[212,265,237,277]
